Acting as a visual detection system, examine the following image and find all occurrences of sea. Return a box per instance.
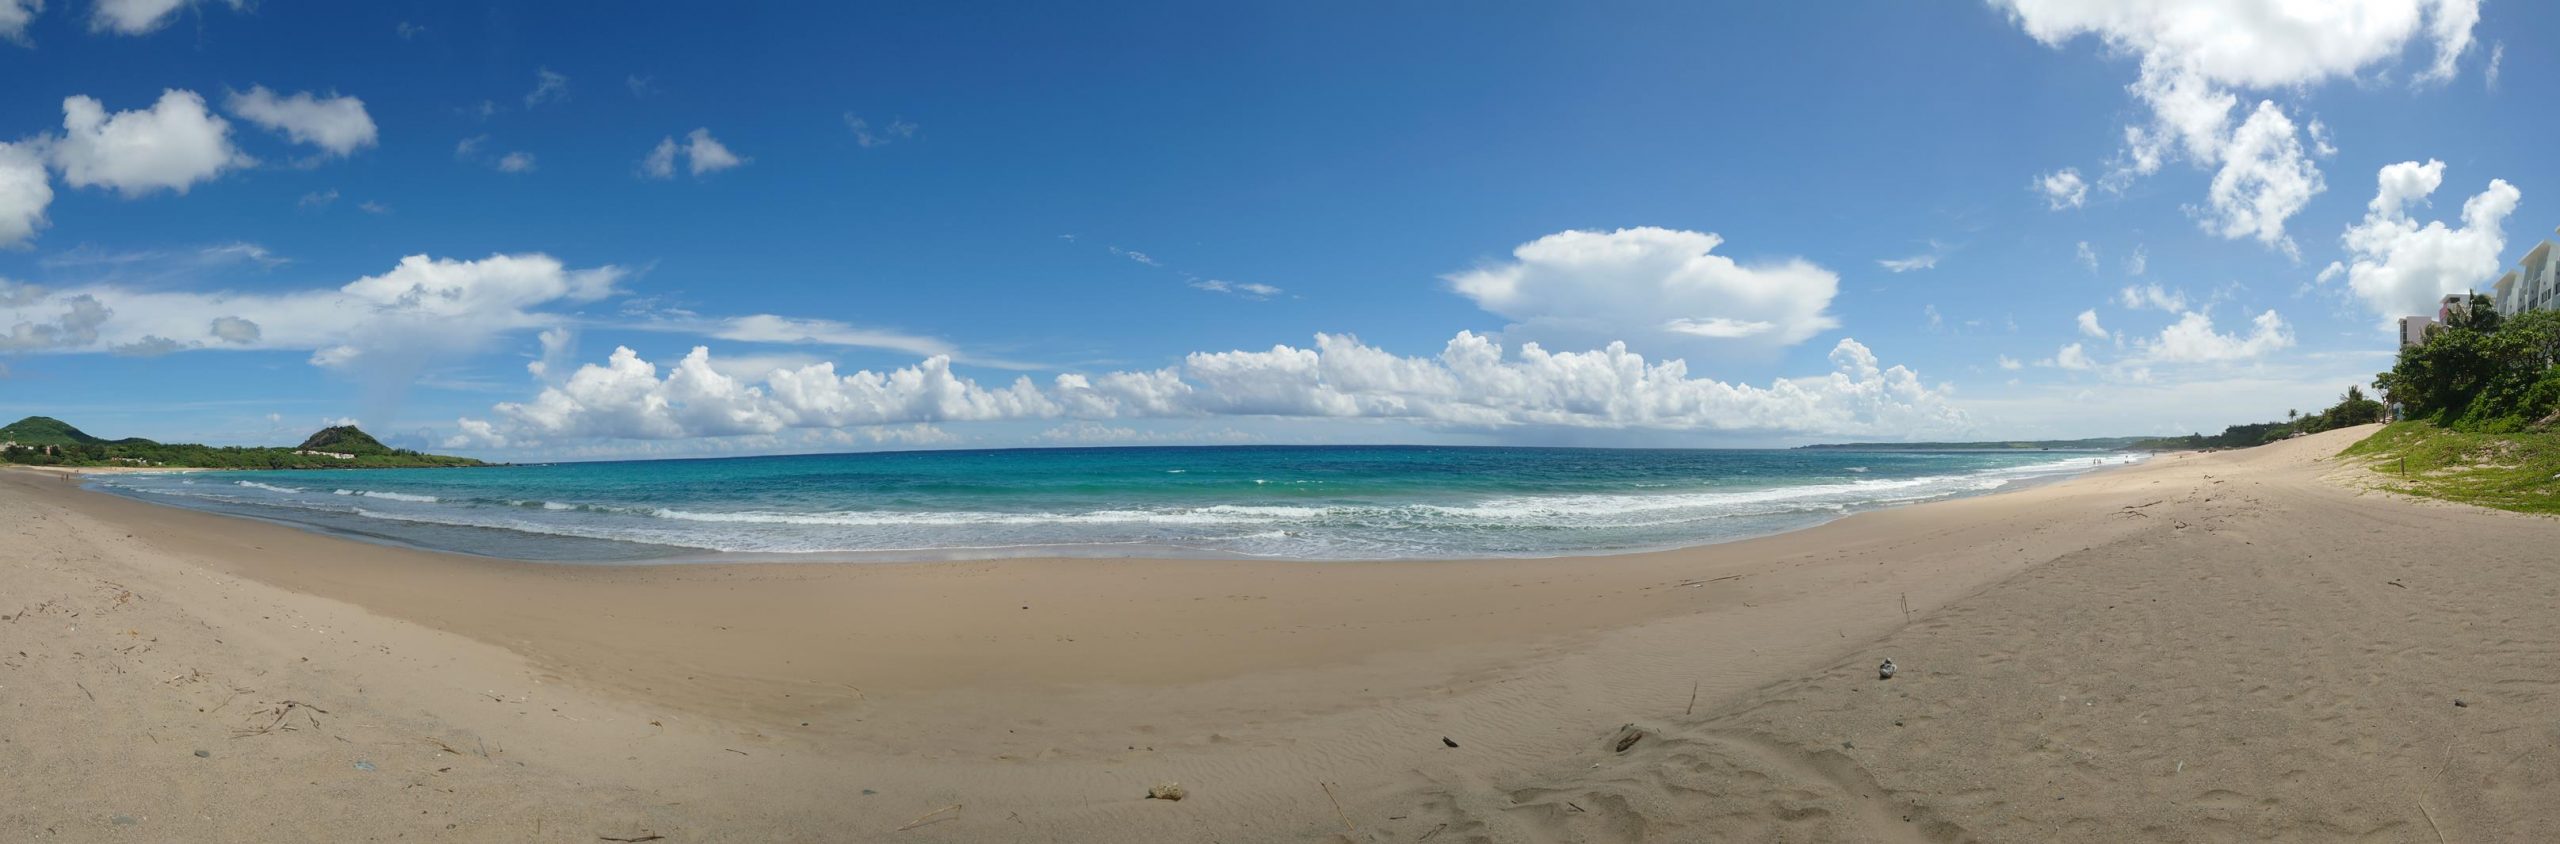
[85,445,2143,563]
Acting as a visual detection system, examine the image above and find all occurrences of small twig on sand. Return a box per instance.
[897,804,961,831]
[1418,823,1447,841]
[2418,801,2447,844]
[234,700,328,738]
[1685,681,1699,716]
[597,835,664,843]
[76,681,94,702]
[426,737,465,756]
[724,748,749,756]
[1321,782,1354,832]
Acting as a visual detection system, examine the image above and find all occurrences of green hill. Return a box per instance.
[2,417,485,469]
[297,425,392,454]
[1,416,105,447]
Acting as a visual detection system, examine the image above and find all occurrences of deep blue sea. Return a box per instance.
[87,446,2140,562]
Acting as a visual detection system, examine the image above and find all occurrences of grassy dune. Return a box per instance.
[2343,421,2560,515]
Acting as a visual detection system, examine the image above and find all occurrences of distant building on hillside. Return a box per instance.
[2438,292,2485,324]
[2399,315,2436,348]
[2496,234,2558,316]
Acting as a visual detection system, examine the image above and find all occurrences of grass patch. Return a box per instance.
[2342,421,2560,515]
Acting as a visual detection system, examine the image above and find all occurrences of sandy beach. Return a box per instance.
[6,424,2558,841]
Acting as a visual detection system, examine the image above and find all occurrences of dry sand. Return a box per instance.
[4,424,2556,841]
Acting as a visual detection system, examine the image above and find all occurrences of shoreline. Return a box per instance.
[14,425,2560,841]
[59,448,2150,566]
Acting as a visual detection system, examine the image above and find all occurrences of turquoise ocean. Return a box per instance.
[87,446,2140,562]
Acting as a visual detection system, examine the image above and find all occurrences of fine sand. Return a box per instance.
[5,425,2557,841]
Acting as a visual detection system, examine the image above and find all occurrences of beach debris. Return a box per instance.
[1686,681,1700,716]
[1612,724,1646,753]
[1878,658,1897,680]
[235,700,327,737]
[897,804,962,831]
[1320,782,1354,832]
[353,760,375,772]
[2387,579,2407,588]
[1441,737,1458,748]
[192,749,209,758]
[597,835,665,843]
[1146,782,1187,801]
[1418,823,1448,841]
[2453,699,2468,708]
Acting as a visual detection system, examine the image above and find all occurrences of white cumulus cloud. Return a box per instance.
[2198,101,2323,256]
[448,333,1966,447]
[0,0,38,43]
[2037,168,2088,209]
[2077,309,2108,338]
[1991,0,2480,252]
[2137,309,2295,363]
[0,141,51,247]
[2334,158,2518,323]
[50,90,248,197]
[1446,227,1839,354]
[225,87,378,157]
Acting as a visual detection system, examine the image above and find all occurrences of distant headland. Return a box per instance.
[0,416,486,469]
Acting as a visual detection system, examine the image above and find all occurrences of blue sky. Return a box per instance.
[0,1,2546,457]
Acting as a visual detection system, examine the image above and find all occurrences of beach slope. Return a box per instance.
[5,425,2556,841]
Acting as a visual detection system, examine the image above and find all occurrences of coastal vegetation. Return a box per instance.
[2127,386,2387,451]
[2342,301,2560,514]
[2342,423,2560,515]
[2373,303,2560,432]
[1795,436,2151,451]
[0,417,485,469]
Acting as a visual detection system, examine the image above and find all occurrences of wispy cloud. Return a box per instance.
[524,67,571,108]
[1190,279,1284,300]
[844,113,919,148]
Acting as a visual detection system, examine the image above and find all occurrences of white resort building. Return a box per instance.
[2494,231,2558,317]
[2404,227,2560,350]
[2399,315,2435,348]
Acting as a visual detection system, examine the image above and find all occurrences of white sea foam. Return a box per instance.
[97,451,2147,560]
[332,489,439,503]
